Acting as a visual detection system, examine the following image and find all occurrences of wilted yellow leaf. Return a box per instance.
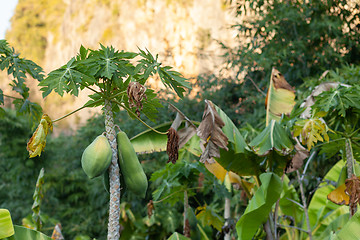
[327,182,350,205]
[27,114,53,158]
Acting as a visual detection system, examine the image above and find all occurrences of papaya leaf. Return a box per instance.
[236,173,282,239]
[167,232,191,240]
[300,82,350,119]
[334,210,360,240]
[293,117,330,150]
[312,85,360,117]
[265,68,295,125]
[0,209,14,239]
[197,100,228,163]
[3,225,51,240]
[249,120,294,156]
[195,204,224,231]
[39,57,94,97]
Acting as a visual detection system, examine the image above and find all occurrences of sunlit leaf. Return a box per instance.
[265,68,295,125]
[0,209,14,239]
[3,225,51,240]
[327,183,349,205]
[293,117,330,150]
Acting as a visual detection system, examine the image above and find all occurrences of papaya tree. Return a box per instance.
[25,44,190,239]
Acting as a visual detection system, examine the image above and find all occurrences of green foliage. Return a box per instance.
[312,85,360,118]
[167,232,191,240]
[236,173,282,239]
[228,0,360,86]
[195,204,224,232]
[0,209,14,238]
[40,45,190,121]
[32,168,45,231]
[3,225,51,240]
[334,210,360,240]
[0,40,44,125]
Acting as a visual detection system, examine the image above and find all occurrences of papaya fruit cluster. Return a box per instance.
[81,131,148,198]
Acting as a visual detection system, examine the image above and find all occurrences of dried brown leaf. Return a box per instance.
[147,200,154,218]
[167,127,179,164]
[286,143,310,173]
[345,175,360,216]
[197,100,228,163]
[127,82,147,117]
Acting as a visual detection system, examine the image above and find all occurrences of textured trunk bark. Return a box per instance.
[224,197,231,240]
[104,100,121,240]
[345,139,357,217]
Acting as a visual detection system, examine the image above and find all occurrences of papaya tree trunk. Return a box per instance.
[224,197,231,240]
[104,100,121,239]
[345,139,357,217]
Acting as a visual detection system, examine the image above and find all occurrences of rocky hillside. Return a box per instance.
[4,0,238,130]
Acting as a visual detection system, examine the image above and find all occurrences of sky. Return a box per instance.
[0,0,18,39]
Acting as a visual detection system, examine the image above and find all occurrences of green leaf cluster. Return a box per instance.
[0,40,44,124]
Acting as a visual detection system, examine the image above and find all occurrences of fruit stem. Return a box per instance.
[111,99,168,135]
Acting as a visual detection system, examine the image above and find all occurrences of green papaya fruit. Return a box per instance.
[81,135,112,179]
[117,130,148,198]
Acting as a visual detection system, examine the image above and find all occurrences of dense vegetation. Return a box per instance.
[1,0,359,239]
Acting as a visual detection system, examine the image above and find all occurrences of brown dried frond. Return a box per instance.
[147,200,154,218]
[345,174,360,216]
[167,127,179,164]
[127,82,147,117]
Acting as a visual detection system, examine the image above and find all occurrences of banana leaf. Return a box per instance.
[236,172,282,239]
[3,225,51,240]
[0,209,14,239]
[167,232,191,240]
[334,210,360,240]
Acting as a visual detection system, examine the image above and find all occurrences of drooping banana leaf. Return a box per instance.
[236,173,282,239]
[130,121,172,153]
[0,209,14,239]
